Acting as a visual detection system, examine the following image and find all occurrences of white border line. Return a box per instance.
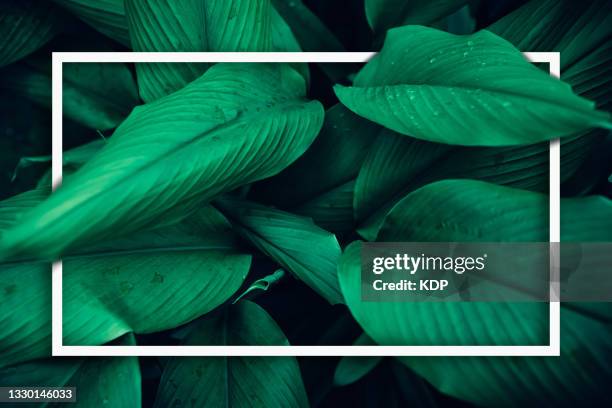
[51,51,560,357]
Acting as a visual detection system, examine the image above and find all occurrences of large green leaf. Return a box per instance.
[216,196,343,304]
[334,26,611,146]
[489,0,612,112]
[0,64,323,261]
[365,0,469,34]
[0,188,49,231]
[339,180,612,406]
[0,188,250,367]
[52,0,130,45]
[354,1,612,238]
[125,0,273,102]
[154,300,309,408]
[354,130,601,240]
[0,335,141,407]
[375,179,612,241]
[1,59,139,130]
[0,0,63,67]
[53,1,309,95]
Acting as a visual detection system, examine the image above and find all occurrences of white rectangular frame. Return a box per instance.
[51,51,560,357]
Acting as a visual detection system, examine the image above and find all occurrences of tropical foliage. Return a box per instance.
[0,0,611,407]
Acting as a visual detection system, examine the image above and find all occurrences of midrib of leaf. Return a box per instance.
[0,244,235,267]
[59,98,309,216]
[76,281,133,336]
[352,82,605,115]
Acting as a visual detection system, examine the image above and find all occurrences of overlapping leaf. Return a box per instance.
[154,301,309,408]
[354,130,602,240]
[335,26,611,146]
[2,60,139,130]
[339,180,612,406]
[489,0,612,72]
[252,104,377,233]
[365,0,469,34]
[216,196,343,304]
[52,0,130,45]
[271,0,346,81]
[333,333,382,387]
[0,335,141,407]
[0,63,323,260]
[34,140,107,187]
[0,189,250,367]
[0,0,63,67]
[125,0,273,102]
[489,0,612,113]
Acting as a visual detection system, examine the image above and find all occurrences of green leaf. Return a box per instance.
[338,180,612,406]
[233,268,285,303]
[489,0,612,112]
[354,129,602,240]
[0,335,141,407]
[334,26,611,146]
[53,1,311,92]
[270,7,310,82]
[0,64,323,261]
[271,0,347,81]
[254,105,375,208]
[333,333,382,387]
[291,180,356,235]
[489,0,612,71]
[272,0,343,53]
[126,0,273,102]
[52,0,130,46]
[365,0,469,34]
[340,240,549,347]
[216,196,343,304]
[376,179,612,242]
[154,300,309,408]
[0,187,48,231]
[32,139,107,188]
[1,60,139,130]
[0,189,250,367]
[251,104,377,233]
[0,0,63,68]
[353,128,449,239]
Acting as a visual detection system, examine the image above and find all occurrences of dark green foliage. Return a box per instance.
[0,1,610,407]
